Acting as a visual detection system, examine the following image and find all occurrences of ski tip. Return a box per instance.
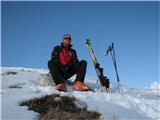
[86,39,90,43]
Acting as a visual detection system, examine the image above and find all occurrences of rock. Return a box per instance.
[8,83,26,89]
[37,73,55,86]
[55,97,62,102]
[73,99,87,111]
[2,71,18,76]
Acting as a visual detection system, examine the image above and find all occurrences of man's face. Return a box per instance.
[63,37,71,46]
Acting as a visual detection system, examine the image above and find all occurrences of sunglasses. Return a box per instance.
[63,37,71,40]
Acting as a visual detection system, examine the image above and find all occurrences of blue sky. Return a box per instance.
[2,1,159,88]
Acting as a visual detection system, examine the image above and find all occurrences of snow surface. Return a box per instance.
[1,67,160,120]
[149,81,160,89]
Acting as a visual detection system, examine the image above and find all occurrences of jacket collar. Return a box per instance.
[60,43,73,49]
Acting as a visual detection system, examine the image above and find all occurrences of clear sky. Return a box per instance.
[2,1,159,88]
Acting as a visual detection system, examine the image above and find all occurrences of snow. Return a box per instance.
[149,81,160,89]
[1,67,160,120]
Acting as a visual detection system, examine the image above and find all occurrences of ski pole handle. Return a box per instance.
[112,42,114,49]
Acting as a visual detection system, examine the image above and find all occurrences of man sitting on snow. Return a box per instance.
[48,34,91,92]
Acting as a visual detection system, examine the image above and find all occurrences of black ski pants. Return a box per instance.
[48,60,87,85]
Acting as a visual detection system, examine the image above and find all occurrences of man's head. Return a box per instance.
[62,34,72,46]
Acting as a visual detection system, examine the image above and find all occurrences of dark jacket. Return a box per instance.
[50,44,79,69]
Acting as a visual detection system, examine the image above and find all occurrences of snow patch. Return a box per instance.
[1,67,160,120]
[150,81,160,89]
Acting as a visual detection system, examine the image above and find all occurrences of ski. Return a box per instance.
[85,39,110,92]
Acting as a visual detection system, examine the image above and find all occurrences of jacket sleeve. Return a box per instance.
[51,46,62,66]
[72,49,79,63]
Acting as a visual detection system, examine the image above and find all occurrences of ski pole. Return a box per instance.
[111,43,120,83]
[106,42,122,92]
